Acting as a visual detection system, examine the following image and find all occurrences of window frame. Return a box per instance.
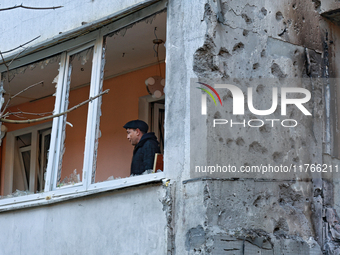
[3,121,53,196]
[0,1,167,211]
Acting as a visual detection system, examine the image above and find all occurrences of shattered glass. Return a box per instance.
[57,47,93,187]
[0,54,60,198]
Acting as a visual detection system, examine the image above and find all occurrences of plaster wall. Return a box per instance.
[321,0,340,13]
[0,0,158,55]
[0,183,167,255]
[165,0,339,254]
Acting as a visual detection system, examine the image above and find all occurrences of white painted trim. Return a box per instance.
[39,129,51,191]
[18,145,30,191]
[29,130,38,193]
[84,33,104,189]
[0,172,165,211]
[44,52,67,192]
[153,103,165,133]
[67,41,95,56]
[138,94,165,124]
[51,53,71,190]
[4,132,15,195]
[4,122,53,196]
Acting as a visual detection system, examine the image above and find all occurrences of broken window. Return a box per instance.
[4,123,52,197]
[1,54,60,197]
[92,12,166,183]
[57,47,93,188]
[0,4,167,206]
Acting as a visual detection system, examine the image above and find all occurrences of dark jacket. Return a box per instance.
[131,132,160,175]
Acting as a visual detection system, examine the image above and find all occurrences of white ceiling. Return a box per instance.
[2,11,167,108]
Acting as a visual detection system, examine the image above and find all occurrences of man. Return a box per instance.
[123,120,161,175]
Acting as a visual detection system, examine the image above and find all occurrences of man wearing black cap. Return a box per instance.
[123,120,161,175]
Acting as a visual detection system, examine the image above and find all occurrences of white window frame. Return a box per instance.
[3,121,53,196]
[0,1,166,211]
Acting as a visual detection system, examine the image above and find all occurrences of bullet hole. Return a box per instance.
[261,7,267,16]
[312,0,321,9]
[214,111,222,119]
[273,218,289,236]
[256,84,264,93]
[293,157,299,163]
[294,49,299,55]
[241,13,252,24]
[253,63,260,70]
[261,49,266,57]
[253,195,262,207]
[218,47,231,58]
[292,3,297,9]
[226,139,234,147]
[276,11,283,21]
[249,141,268,154]
[293,61,297,66]
[271,63,287,79]
[232,42,245,52]
[236,137,245,146]
[272,152,283,163]
[259,124,270,133]
[243,29,249,37]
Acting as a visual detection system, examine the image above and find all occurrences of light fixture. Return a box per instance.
[145,76,165,98]
[145,27,165,99]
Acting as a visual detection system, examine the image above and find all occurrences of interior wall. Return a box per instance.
[0,63,165,195]
[95,63,165,182]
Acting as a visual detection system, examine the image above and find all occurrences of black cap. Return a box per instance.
[123,120,149,133]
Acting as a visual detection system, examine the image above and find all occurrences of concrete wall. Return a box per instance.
[165,0,340,254]
[0,183,167,255]
[2,0,340,254]
[0,0,157,55]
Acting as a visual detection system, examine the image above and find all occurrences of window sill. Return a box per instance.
[0,172,166,212]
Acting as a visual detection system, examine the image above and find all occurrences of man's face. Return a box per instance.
[126,128,140,146]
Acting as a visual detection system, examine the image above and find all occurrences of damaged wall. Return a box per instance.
[2,0,340,254]
[166,0,340,254]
